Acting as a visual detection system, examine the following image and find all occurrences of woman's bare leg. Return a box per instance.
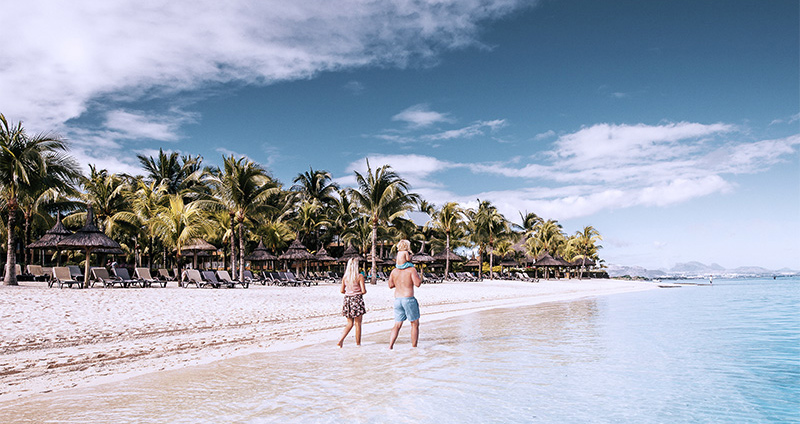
[354,315,363,346]
[338,317,354,347]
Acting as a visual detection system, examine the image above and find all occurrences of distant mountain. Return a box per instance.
[607,261,799,279]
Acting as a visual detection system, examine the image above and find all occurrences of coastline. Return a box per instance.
[0,278,657,403]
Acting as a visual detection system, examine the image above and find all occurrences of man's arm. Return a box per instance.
[411,268,422,287]
[387,270,395,289]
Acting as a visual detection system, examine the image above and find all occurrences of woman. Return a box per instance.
[338,257,367,347]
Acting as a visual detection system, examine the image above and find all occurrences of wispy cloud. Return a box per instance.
[392,104,453,128]
[351,122,799,222]
[423,119,506,141]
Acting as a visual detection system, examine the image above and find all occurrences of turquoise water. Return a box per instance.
[1,278,798,423]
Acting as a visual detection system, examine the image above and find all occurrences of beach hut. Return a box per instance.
[245,241,277,270]
[180,238,217,270]
[570,257,596,279]
[57,207,122,288]
[279,238,314,276]
[411,242,435,264]
[338,245,364,262]
[533,252,565,279]
[313,246,336,272]
[27,212,72,266]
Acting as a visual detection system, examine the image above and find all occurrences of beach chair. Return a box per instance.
[242,270,262,285]
[284,271,313,287]
[181,269,205,288]
[113,267,142,288]
[269,272,289,286]
[216,270,248,288]
[67,265,85,282]
[53,266,82,289]
[157,268,177,282]
[91,267,126,288]
[136,267,167,287]
[26,264,49,282]
[200,271,224,288]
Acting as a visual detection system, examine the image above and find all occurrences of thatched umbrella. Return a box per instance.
[245,241,277,270]
[338,245,363,262]
[28,212,72,266]
[433,248,465,263]
[57,207,121,287]
[411,242,435,264]
[279,237,314,275]
[180,238,217,269]
[313,246,337,272]
[314,246,336,262]
[534,252,565,279]
[464,257,481,268]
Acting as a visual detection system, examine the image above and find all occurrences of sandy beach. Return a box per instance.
[0,278,657,403]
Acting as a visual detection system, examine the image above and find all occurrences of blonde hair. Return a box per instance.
[343,257,360,285]
[396,239,411,252]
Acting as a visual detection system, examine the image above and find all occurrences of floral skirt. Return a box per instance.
[342,294,366,318]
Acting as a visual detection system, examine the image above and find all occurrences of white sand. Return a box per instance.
[0,278,657,402]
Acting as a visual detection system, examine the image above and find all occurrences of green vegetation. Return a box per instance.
[0,115,603,284]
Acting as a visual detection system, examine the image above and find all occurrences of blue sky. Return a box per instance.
[2,0,798,270]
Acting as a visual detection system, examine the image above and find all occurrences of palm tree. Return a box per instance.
[206,156,279,280]
[128,179,168,268]
[137,149,204,196]
[150,194,210,270]
[570,226,603,279]
[427,202,464,280]
[0,115,80,285]
[292,167,338,206]
[350,160,419,284]
[468,200,509,279]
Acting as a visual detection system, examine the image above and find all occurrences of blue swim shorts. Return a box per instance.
[394,297,420,322]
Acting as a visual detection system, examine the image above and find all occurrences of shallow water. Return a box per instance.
[1,278,798,423]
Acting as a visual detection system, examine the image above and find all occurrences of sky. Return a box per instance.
[2,0,798,270]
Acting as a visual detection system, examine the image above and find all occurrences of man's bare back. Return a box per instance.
[387,266,421,297]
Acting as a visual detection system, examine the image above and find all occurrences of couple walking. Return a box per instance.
[337,239,422,349]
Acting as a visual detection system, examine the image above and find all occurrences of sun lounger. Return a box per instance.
[26,264,50,282]
[91,267,126,288]
[284,271,314,286]
[157,268,177,282]
[216,270,248,288]
[181,269,205,288]
[136,267,167,287]
[112,267,142,288]
[201,271,224,288]
[53,266,82,289]
[67,265,85,282]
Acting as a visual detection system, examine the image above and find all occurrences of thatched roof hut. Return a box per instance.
[57,207,121,286]
[28,213,72,249]
[279,238,314,261]
[245,241,277,261]
[179,238,217,269]
[411,243,434,263]
[338,245,363,262]
[432,248,465,262]
[314,247,336,262]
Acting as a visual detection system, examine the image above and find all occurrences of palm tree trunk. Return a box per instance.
[4,203,19,285]
[370,220,377,284]
[445,233,451,280]
[238,220,245,282]
[229,214,236,277]
[477,248,483,280]
[23,213,31,270]
[489,244,494,280]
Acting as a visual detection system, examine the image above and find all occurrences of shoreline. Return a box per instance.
[0,278,657,403]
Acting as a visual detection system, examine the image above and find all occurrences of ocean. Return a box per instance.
[1,277,798,423]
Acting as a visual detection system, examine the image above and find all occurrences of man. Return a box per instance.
[388,240,423,349]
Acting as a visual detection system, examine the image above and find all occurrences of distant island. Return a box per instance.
[607,261,799,280]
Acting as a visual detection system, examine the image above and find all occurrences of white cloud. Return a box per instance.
[104,109,196,141]
[0,0,525,135]
[423,119,506,140]
[358,122,798,223]
[392,104,453,128]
